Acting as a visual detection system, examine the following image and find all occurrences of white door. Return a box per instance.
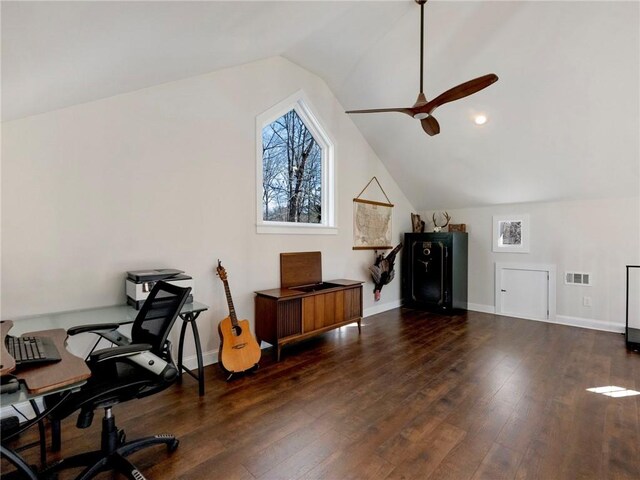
[498,267,549,320]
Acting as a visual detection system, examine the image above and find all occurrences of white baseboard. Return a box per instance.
[467,303,496,314]
[364,299,403,318]
[180,349,218,371]
[555,315,624,334]
[466,302,623,334]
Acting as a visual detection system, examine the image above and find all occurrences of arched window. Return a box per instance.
[256,92,335,234]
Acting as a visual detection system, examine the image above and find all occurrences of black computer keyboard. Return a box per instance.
[4,335,61,366]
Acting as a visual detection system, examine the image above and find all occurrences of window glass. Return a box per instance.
[262,110,322,224]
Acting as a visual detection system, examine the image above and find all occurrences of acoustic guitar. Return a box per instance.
[216,261,261,378]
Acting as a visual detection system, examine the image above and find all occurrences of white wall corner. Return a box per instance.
[467,303,496,314]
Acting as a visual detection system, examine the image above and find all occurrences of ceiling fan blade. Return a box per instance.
[428,74,498,112]
[345,107,414,116]
[420,116,440,136]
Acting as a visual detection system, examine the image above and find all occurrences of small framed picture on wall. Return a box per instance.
[492,214,530,253]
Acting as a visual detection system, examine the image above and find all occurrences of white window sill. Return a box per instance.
[257,223,338,235]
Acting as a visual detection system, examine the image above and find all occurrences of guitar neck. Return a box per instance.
[222,280,239,326]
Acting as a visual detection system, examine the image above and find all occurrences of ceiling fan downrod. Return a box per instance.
[418,0,426,96]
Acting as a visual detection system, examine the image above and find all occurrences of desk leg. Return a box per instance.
[177,311,205,396]
[177,321,188,381]
[28,399,47,466]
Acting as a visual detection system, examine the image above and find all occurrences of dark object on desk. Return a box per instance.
[0,415,20,436]
[402,232,468,313]
[255,252,363,361]
[42,281,191,480]
[4,335,61,366]
[0,377,21,395]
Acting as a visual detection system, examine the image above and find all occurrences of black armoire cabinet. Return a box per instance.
[403,232,468,313]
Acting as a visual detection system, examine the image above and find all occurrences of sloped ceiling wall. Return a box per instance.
[2,1,639,210]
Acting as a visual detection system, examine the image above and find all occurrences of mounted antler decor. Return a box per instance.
[432,212,451,232]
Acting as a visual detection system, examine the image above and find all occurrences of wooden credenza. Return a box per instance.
[255,279,363,360]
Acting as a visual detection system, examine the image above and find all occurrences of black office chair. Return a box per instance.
[42,281,191,480]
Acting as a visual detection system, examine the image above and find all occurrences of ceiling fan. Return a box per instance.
[345,0,498,136]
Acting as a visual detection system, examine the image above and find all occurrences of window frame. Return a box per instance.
[256,90,336,235]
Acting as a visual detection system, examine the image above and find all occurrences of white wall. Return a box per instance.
[422,196,640,332]
[1,56,414,364]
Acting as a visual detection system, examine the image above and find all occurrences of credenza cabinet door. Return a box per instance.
[277,298,302,338]
[255,282,363,360]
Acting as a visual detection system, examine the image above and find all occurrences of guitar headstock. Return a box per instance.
[216,260,228,281]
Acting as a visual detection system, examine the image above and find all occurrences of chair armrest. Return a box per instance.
[67,323,120,336]
[89,345,178,382]
[89,344,152,363]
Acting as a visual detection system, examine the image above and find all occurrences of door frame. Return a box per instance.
[495,262,557,322]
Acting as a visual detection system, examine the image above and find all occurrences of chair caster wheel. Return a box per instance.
[168,439,179,452]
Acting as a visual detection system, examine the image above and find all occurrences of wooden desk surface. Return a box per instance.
[2,324,91,395]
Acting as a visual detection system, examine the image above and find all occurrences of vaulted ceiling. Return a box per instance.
[2,1,638,210]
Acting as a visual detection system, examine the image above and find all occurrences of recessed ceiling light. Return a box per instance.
[474,114,487,125]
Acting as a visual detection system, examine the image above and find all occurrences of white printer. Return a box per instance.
[126,269,194,309]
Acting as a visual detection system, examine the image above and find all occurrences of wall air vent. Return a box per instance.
[565,272,592,286]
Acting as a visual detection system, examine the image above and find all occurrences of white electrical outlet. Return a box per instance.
[583,296,592,307]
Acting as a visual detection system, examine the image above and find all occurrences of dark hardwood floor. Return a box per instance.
[4,308,640,479]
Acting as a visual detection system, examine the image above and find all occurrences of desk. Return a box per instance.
[7,301,209,396]
[1,320,91,477]
[1,322,91,396]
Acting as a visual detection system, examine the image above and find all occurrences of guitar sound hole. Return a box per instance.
[232,325,243,336]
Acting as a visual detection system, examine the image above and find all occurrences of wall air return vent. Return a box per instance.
[565,272,592,286]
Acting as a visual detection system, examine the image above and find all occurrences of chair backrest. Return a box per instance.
[131,281,191,355]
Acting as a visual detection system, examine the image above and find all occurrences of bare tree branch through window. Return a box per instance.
[262,110,322,223]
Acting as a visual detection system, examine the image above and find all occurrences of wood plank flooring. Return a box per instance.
[4,308,640,479]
